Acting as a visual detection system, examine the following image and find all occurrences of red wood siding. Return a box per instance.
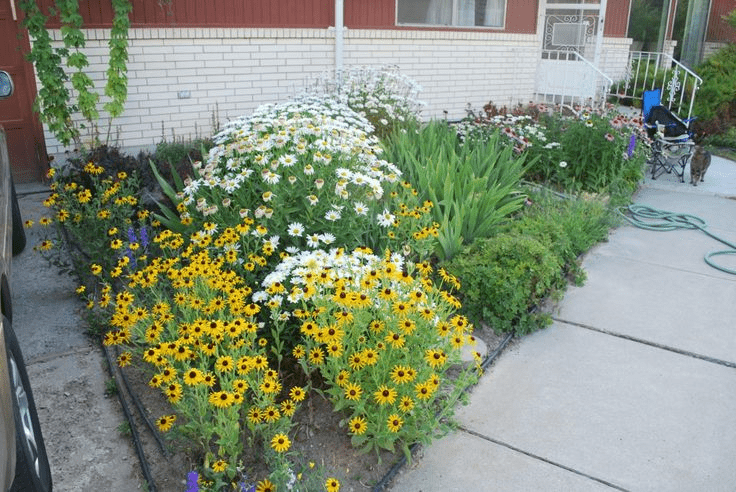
[604,0,631,37]
[36,0,637,38]
[707,0,736,43]
[40,0,333,28]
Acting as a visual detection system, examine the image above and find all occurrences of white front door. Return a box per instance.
[536,0,607,107]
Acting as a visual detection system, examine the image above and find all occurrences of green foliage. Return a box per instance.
[57,0,99,126]
[456,104,647,202]
[446,234,560,334]
[445,191,614,334]
[725,9,736,30]
[21,0,78,146]
[382,121,528,260]
[154,138,213,167]
[692,44,736,139]
[534,113,645,193]
[627,0,662,49]
[104,0,132,119]
[19,0,131,147]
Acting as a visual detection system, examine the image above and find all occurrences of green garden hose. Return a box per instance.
[620,204,736,275]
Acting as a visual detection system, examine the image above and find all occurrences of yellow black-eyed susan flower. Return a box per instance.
[247,407,261,424]
[390,365,414,385]
[348,352,364,370]
[215,355,234,373]
[415,382,433,401]
[262,406,281,423]
[117,352,132,367]
[384,331,405,349]
[232,379,248,394]
[211,460,228,473]
[399,396,415,413]
[344,382,362,401]
[155,414,176,432]
[424,349,447,368]
[348,416,367,435]
[279,399,296,417]
[368,320,385,333]
[270,433,291,453]
[183,368,203,386]
[208,391,233,409]
[325,477,340,492]
[308,347,325,366]
[259,378,282,395]
[255,478,275,492]
[289,386,306,402]
[386,414,403,433]
[335,370,350,387]
[37,239,54,251]
[373,385,397,406]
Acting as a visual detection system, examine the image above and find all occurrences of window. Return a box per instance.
[397,0,505,28]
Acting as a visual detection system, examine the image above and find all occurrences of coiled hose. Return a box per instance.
[620,204,736,275]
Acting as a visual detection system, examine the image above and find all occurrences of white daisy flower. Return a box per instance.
[306,234,321,248]
[353,202,369,215]
[377,209,395,227]
[325,209,341,222]
[279,154,297,167]
[287,222,305,237]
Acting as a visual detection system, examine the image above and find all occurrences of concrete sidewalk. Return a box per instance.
[391,156,736,491]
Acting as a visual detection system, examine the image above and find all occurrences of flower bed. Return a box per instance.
[32,69,649,491]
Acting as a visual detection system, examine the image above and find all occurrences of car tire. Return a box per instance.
[11,181,26,256]
[3,316,52,492]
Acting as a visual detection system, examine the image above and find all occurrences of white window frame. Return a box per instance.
[395,0,507,29]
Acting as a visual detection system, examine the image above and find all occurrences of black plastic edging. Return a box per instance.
[103,344,159,492]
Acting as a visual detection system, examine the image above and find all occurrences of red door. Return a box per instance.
[0,0,48,183]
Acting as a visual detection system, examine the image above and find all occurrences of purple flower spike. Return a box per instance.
[140,226,149,249]
[185,471,199,492]
[627,134,636,158]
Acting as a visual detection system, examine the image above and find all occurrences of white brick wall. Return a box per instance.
[39,27,630,155]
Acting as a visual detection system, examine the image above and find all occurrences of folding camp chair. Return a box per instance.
[642,89,695,182]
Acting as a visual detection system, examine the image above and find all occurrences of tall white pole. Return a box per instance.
[335,0,344,80]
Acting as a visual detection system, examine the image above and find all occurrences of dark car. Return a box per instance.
[0,69,52,492]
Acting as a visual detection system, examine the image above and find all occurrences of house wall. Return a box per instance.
[41,27,542,155]
[707,0,736,43]
[702,41,729,59]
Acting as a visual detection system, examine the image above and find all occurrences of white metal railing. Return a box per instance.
[610,51,702,120]
[535,50,613,114]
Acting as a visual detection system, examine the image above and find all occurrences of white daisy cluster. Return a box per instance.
[303,66,424,136]
[177,96,405,250]
[257,247,406,305]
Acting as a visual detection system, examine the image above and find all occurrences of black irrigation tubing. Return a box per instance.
[372,330,515,492]
[113,346,171,457]
[103,344,159,492]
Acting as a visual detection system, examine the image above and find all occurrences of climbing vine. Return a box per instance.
[105,0,132,119]
[57,0,99,126]
[20,0,131,148]
[21,0,78,146]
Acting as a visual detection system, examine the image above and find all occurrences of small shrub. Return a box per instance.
[446,234,561,334]
[692,44,736,144]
